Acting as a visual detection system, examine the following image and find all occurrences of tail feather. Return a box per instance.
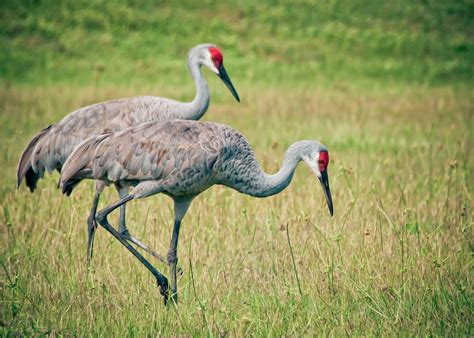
[17,125,52,192]
[60,133,112,195]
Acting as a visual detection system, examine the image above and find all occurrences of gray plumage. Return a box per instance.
[62,121,320,197]
[17,43,239,191]
[59,120,334,304]
[16,43,240,266]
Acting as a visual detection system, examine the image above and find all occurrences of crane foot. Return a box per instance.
[158,280,169,306]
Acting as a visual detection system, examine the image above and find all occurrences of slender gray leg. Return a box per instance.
[114,184,182,273]
[116,185,129,235]
[87,181,105,266]
[87,190,100,266]
[168,220,181,303]
[96,194,169,304]
[167,198,193,303]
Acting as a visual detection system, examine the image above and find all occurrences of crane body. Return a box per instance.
[60,120,333,304]
[17,44,240,264]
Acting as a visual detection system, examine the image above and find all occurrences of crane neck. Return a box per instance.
[241,142,308,198]
[182,58,210,120]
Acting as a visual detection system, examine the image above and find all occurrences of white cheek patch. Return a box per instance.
[303,155,321,178]
[204,50,219,74]
[209,63,219,74]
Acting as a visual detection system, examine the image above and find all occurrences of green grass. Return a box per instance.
[1,0,473,88]
[1,0,473,336]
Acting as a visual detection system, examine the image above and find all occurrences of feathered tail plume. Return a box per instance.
[59,133,112,196]
[17,125,52,192]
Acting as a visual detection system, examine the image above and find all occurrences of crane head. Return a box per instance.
[302,144,334,216]
[204,46,240,102]
[317,151,333,216]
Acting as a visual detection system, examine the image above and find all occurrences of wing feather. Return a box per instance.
[61,120,249,197]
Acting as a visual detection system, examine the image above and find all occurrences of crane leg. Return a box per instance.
[96,194,169,305]
[114,184,183,275]
[86,190,101,266]
[116,185,129,235]
[167,220,181,304]
[167,198,193,304]
[87,181,105,267]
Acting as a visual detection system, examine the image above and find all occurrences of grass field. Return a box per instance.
[1,0,473,336]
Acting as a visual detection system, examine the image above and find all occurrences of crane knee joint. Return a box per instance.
[95,212,106,224]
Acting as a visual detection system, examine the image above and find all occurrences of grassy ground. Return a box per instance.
[1,0,473,88]
[1,0,473,336]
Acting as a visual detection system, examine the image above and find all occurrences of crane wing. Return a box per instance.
[61,120,226,195]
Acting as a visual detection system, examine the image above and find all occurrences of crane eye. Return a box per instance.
[318,159,326,171]
[318,151,330,172]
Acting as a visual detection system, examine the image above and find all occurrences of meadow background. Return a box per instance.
[1,0,472,335]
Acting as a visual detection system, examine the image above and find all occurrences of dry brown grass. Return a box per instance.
[0,84,472,335]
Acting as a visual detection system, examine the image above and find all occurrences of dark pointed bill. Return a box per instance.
[318,170,334,216]
[218,65,240,102]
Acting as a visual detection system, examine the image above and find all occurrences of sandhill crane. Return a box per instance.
[16,43,240,265]
[59,120,334,304]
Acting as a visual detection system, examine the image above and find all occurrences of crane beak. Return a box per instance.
[318,170,334,216]
[217,65,240,102]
